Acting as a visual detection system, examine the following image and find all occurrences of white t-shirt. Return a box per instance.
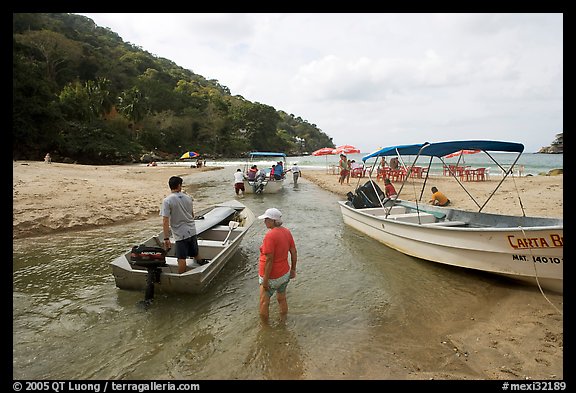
[234,171,245,183]
[291,164,300,174]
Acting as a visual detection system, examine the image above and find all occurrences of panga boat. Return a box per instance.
[111,200,255,298]
[243,151,287,194]
[339,140,563,293]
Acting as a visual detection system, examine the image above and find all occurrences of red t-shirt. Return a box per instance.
[259,227,295,279]
[385,183,397,197]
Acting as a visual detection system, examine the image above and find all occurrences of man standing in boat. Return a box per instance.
[160,176,198,274]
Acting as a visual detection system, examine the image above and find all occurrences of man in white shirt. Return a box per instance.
[233,169,245,196]
[288,162,301,186]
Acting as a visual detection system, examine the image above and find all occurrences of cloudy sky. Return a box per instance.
[78,13,563,153]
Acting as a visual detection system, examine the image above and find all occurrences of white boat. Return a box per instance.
[243,151,287,194]
[338,140,563,293]
[111,200,255,298]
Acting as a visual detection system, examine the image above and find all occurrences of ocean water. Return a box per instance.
[161,152,562,177]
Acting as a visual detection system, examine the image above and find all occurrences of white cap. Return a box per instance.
[258,207,282,221]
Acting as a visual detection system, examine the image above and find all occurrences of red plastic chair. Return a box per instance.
[351,168,364,178]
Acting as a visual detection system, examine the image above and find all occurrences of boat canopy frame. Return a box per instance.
[359,140,525,214]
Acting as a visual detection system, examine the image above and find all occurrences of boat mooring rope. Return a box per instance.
[518,226,562,316]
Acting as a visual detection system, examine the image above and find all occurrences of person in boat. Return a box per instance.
[253,167,267,193]
[247,165,258,181]
[160,176,199,274]
[270,164,276,180]
[257,207,298,324]
[429,186,450,206]
[274,161,284,180]
[233,168,246,196]
[384,178,397,199]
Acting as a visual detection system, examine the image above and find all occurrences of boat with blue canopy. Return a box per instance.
[243,151,287,194]
[339,140,563,293]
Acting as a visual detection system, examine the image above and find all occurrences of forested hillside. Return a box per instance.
[13,13,335,164]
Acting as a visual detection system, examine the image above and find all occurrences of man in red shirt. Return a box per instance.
[257,207,298,324]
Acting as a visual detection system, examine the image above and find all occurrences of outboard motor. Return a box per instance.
[347,180,393,209]
[130,245,167,303]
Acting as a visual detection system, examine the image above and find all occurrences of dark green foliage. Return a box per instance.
[13,13,335,164]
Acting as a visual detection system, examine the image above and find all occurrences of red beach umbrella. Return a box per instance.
[444,149,480,159]
[312,147,337,171]
[444,149,480,165]
[312,147,337,156]
[334,145,361,155]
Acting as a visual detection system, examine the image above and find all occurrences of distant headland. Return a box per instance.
[537,133,563,154]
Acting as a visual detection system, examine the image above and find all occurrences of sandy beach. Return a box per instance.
[12,161,221,239]
[12,160,564,380]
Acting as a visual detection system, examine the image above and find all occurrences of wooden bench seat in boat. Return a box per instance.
[360,206,407,217]
[395,201,446,219]
[385,212,436,224]
[162,239,227,273]
[421,220,467,227]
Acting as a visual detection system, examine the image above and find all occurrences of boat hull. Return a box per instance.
[111,200,255,295]
[243,179,284,194]
[338,201,563,293]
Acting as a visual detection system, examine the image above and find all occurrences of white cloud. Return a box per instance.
[78,13,563,153]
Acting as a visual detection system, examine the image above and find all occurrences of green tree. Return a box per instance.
[14,29,83,86]
[118,87,149,130]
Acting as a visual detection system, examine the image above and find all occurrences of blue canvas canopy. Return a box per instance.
[362,140,524,162]
[248,151,287,157]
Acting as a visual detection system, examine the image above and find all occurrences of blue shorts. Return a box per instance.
[175,235,198,259]
[259,271,290,298]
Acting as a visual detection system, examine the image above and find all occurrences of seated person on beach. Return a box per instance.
[389,157,399,170]
[384,178,397,199]
[429,186,450,206]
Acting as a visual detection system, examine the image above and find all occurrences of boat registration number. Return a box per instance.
[512,254,562,264]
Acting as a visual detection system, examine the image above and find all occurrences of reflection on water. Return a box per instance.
[13,166,558,380]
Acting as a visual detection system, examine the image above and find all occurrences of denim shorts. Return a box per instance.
[259,271,290,298]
